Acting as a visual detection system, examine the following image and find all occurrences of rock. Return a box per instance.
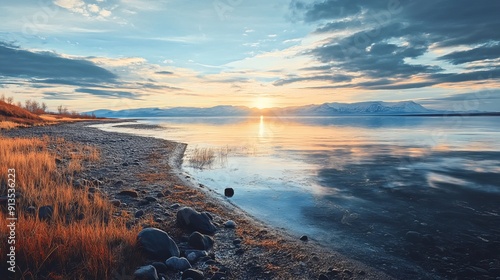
[114,180,124,187]
[26,206,36,216]
[165,256,192,271]
[300,235,308,241]
[177,207,217,234]
[211,272,227,280]
[110,199,121,207]
[38,205,53,221]
[235,248,245,255]
[122,162,129,166]
[156,192,165,198]
[139,200,151,206]
[233,239,242,245]
[489,268,500,276]
[135,210,145,218]
[319,274,330,280]
[224,188,234,197]
[224,220,236,228]
[88,187,97,193]
[188,231,214,250]
[118,190,139,198]
[182,269,204,280]
[171,203,181,209]
[137,228,180,259]
[134,265,159,280]
[145,196,158,202]
[151,262,168,274]
[184,250,208,263]
[405,231,422,243]
[55,158,62,164]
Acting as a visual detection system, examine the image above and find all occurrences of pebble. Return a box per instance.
[188,231,214,250]
[38,205,53,221]
[182,269,204,280]
[165,256,192,272]
[110,199,121,207]
[135,210,144,218]
[118,190,138,198]
[300,235,308,241]
[185,250,208,263]
[319,274,329,280]
[134,265,159,280]
[224,188,234,197]
[224,220,236,228]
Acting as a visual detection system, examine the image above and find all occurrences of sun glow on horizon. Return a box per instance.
[253,96,273,109]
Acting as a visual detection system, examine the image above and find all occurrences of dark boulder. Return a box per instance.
[134,265,159,280]
[224,188,234,197]
[176,207,217,234]
[137,228,180,260]
[188,231,214,251]
[182,269,204,280]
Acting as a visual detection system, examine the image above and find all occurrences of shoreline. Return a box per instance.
[1,120,394,279]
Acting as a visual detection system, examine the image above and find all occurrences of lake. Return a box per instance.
[93,115,500,279]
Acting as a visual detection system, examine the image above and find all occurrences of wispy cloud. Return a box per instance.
[53,0,113,18]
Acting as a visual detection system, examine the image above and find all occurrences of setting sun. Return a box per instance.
[253,96,273,109]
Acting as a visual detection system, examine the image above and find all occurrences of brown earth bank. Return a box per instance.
[1,121,393,280]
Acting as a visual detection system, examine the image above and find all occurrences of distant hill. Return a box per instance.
[87,100,441,118]
[267,101,434,116]
[0,100,43,124]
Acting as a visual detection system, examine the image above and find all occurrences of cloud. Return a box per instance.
[438,43,500,65]
[155,71,174,75]
[75,88,141,99]
[274,74,353,86]
[286,0,500,90]
[53,0,112,18]
[0,42,117,85]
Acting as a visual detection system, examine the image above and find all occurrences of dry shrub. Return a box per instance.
[0,136,141,279]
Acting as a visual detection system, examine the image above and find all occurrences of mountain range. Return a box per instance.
[88,101,442,118]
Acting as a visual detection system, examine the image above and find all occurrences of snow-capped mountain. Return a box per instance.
[326,101,431,114]
[87,101,437,117]
[87,105,252,117]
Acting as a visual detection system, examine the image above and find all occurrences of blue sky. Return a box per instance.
[0,0,499,111]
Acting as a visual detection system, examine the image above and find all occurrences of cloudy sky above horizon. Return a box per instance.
[1,0,499,111]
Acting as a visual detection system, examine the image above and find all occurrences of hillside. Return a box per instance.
[0,100,43,125]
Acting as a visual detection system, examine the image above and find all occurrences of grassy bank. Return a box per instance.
[0,136,141,279]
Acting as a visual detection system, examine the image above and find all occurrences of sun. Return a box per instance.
[253,96,273,109]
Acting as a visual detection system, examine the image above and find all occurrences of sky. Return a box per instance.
[0,0,499,112]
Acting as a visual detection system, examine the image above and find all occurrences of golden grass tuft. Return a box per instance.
[0,136,141,279]
[0,121,27,130]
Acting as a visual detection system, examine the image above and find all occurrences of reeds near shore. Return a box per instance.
[188,145,230,169]
[0,136,141,279]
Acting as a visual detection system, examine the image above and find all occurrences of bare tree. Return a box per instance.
[6,96,14,104]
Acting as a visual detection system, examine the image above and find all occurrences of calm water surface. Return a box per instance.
[94,116,500,279]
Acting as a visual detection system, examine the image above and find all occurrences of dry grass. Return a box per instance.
[188,146,230,169]
[0,136,142,279]
[0,121,27,130]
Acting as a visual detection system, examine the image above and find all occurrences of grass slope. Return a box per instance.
[0,101,43,125]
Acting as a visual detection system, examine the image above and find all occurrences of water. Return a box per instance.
[93,116,500,278]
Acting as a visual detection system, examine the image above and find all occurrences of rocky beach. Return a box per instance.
[1,120,392,280]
